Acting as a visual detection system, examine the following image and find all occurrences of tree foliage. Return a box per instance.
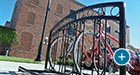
[0,26,18,44]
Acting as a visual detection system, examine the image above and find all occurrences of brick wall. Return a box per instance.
[9,0,130,59]
[9,0,84,59]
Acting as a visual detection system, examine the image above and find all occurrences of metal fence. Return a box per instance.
[45,2,126,75]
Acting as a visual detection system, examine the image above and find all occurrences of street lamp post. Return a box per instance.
[35,0,51,61]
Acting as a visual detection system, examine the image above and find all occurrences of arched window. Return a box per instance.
[27,12,36,25]
[20,32,33,50]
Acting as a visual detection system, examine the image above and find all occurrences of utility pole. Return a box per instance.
[35,0,51,61]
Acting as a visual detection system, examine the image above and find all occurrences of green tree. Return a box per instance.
[0,26,18,44]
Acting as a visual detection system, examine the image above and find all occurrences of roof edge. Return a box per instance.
[0,25,15,30]
[69,0,85,7]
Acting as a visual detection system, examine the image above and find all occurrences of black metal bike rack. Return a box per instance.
[18,2,126,75]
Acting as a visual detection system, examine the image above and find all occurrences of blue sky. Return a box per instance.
[0,0,17,25]
[0,0,139,48]
[76,0,140,48]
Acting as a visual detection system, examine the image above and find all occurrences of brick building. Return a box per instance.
[5,21,11,27]
[8,0,84,59]
[7,0,130,59]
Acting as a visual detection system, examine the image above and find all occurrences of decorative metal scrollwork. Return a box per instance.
[46,2,126,75]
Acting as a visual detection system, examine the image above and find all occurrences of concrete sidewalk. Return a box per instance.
[0,61,44,71]
[0,61,131,75]
[0,61,45,75]
[0,61,62,75]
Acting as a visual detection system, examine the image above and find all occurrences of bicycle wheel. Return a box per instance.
[49,36,74,72]
[93,36,117,75]
[73,30,94,74]
[93,39,107,74]
[73,30,114,75]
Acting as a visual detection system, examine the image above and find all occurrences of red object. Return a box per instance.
[127,50,140,74]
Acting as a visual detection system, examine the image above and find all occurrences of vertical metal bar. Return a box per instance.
[98,19,101,75]
[44,0,52,69]
[64,28,67,73]
[45,33,52,69]
[104,19,107,75]
[91,19,96,75]
[80,21,85,74]
[119,2,126,75]
[63,27,69,73]
[54,33,59,69]
[59,32,64,72]
[35,0,51,61]
[47,34,52,70]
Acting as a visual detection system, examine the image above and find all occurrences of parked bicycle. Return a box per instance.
[73,28,119,75]
[73,25,140,75]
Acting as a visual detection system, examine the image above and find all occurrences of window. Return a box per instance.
[56,4,63,15]
[20,32,33,50]
[106,26,111,44]
[70,10,76,20]
[66,25,75,36]
[106,26,111,33]
[27,12,36,25]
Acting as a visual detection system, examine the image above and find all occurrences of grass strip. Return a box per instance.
[0,55,41,64]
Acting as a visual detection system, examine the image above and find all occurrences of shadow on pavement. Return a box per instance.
[0,71,64,75]
[0,71,19,75]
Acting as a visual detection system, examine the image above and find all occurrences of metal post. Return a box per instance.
[35,0,51,61]
[119,2,126,75]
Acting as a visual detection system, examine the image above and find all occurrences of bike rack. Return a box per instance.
[18,2,126,75]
